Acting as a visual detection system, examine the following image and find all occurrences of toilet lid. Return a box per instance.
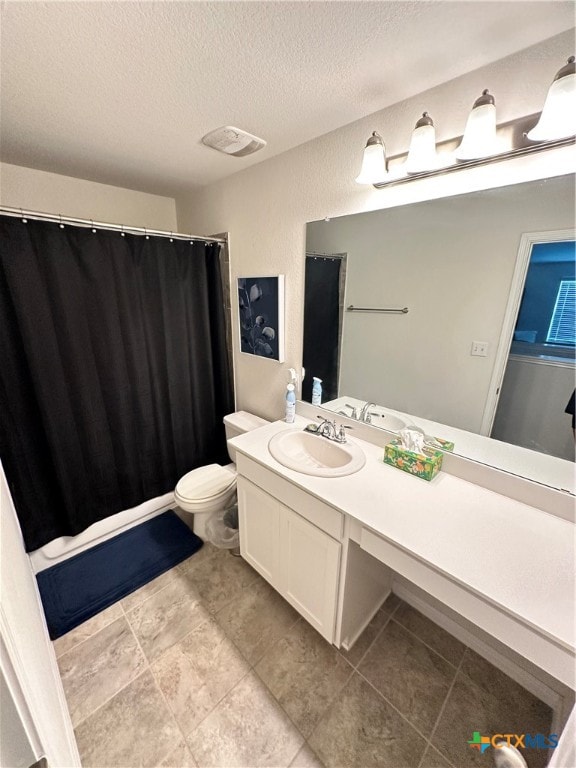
[175,464,236,502]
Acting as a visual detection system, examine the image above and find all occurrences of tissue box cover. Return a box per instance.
[383,440,443,481]
[431,436,455,452]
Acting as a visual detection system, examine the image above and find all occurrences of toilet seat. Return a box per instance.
[175,463,236,504]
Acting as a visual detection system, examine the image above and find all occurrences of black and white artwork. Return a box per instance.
[238,275,285,362]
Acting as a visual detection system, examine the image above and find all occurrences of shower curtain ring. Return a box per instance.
[120,225,125,237]
[169,232,174,243]
[91,220,97,233]
[59,214,65,229]
[145,228,149,240]
[21,208,28,224]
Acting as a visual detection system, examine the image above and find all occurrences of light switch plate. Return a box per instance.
[471,341,489,357]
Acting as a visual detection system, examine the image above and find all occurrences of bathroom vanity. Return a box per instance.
[229,416,576,696]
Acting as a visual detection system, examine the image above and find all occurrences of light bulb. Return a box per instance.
[527,57,576,142]
[406,113,438,174]
[456,90,500,160]
[355,132,387,184]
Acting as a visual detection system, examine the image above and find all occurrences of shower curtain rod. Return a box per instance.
[0,205,227,245]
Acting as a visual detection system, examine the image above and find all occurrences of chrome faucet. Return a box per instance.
[315,418,349,443]
[358,402,375,423]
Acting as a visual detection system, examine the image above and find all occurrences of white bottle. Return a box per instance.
[311,377,323,406]
[285,383,296,423]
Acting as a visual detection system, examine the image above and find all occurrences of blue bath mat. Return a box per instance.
[36,511,203,639]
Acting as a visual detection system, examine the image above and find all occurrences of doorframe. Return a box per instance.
[0,463,81,768]
[480,228,575,436]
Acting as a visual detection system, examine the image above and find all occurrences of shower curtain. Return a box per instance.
[0,216,233,551]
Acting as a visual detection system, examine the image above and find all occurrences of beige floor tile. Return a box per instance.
[181,545,260,614]
[255,619,353,738]
[161,738,198,767]
[177,541,220,572]
[308,672,427,768]
[419,745,454,768]
[126,576,210,662]
[461,649,554,720]
[339,608,391,667]
[187,671,304,767]
[393,603,466,666]
[358,619,456,737]
[74,670,180,767]
[152,617,250,736]
[216,577,299,665]
[381,593,403,615]
[121,567,178,613]
[53,601,124,658]
[289,743,325,767]
[57,616,146,726]
[431,660,552,768]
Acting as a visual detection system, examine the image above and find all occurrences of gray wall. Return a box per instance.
[492,358,575,461]
[306,176,575,433]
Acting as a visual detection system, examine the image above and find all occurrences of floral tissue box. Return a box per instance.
[383,439,443,482]
[427,436,455,452]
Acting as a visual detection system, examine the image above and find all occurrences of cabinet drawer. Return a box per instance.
[237,455,344,540]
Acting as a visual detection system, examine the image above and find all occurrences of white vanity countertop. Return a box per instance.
[230,417,576,654]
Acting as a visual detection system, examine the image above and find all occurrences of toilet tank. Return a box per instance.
[224,411,269,462]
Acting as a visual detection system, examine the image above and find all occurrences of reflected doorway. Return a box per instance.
[302,253,346,403]
[491,238,575,461]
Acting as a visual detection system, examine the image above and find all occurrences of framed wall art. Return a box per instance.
[237,275,285,362]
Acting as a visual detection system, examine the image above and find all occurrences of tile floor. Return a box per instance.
[55,543,553,768]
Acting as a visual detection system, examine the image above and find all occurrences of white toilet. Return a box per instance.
[174,411,269,538]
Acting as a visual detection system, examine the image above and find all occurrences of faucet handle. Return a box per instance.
[336,424,352,443]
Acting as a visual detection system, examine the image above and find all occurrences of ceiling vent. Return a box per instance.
[201,126,266,157]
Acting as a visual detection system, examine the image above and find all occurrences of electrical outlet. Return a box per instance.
[471,341,489,357]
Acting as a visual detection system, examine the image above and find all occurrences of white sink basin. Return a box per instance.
[268,430,366,477]
[368,412,406,432]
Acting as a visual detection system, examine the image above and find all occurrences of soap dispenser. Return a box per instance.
[311,377,323,406]
[285,383,296,423]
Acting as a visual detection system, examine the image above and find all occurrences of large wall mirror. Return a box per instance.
[303,174,575,493]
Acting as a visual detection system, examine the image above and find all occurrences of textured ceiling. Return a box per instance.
[1,1,574,196]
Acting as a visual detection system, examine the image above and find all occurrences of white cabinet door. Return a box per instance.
[238,476,281,589]
[238,476,341,643]
[279,504,341,643]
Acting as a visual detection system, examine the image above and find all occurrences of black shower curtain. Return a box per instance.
[0,217,233,551]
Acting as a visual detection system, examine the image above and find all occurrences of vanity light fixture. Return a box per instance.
[405,112,439,173]
[358,55,575,190]
[455,89,499,160]
[527,56,576,142]
[355,131,387,184]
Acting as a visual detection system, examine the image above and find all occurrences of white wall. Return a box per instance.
[0,162,177,230]
[176,29,575,423]
[306,177,574,433]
